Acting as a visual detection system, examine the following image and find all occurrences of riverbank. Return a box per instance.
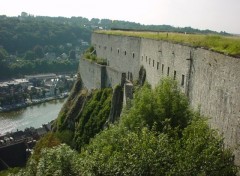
[0,92,69,113]
[0,97,66,135]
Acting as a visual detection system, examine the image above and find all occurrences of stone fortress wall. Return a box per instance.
[79,32,240,165]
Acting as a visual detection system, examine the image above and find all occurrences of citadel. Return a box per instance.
[79,30,240,165]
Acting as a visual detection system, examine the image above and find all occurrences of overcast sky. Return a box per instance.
[1,0,240,34]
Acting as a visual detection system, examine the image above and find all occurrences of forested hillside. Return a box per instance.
[0,15,92,79]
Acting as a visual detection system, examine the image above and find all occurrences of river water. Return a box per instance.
[0,99,66,135]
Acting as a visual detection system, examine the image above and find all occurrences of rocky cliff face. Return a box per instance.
[105,85,123,125]
[53,74,124,149]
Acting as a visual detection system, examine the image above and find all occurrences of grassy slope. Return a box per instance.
[96,30,240,57]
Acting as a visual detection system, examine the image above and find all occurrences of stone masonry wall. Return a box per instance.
[88,32,240,165]
[140,38,191,93]
[189,49,240,163]
[92,33,141,81]
[79,58,104,89]
[105,66,123,88]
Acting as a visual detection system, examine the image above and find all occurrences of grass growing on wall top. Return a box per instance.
[96,30,240,57]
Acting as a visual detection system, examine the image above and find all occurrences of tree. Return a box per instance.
[24,50,36,60]
[121,78,191,134]
[69,50,76,60]
[16,144,79,176]
[0,48,8,61]
[33,45,44,59]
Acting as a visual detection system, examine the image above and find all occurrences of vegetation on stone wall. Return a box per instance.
[83,46,107,65]
[73,88,112,150]
[11,78,237,176]
[97,30,240,57]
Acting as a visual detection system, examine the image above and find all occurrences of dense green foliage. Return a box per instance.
[0,59,79,79]
[0,15,91,55]
[30,132,61,162]
[0,15,90,79]
[13,78,237,175]
[98,30,240,57]
[74,88,112,149]
[122,79,191,135]
[55,76,113,149]
[15,144,79,176]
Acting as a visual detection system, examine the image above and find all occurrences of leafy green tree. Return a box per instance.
[24,50,36,60]
[0,48,8,61]
[33,45,44,59]
[31,132,61,162]
[172,117,237,175]
[121,78,191,135]
[154,77,191,134]
[16,144,79,176]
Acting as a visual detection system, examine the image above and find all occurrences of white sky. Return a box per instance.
[1,0,240,34]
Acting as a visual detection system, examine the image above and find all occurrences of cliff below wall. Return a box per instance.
[53,74,124,149]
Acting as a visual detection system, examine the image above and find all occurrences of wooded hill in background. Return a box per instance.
[0,13,230,79]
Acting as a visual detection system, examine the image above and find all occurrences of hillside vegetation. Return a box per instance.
[8,77,237,176]
[97,30,240,57]
[54,75,113,150]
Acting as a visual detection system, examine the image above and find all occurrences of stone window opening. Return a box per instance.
[146,56,148,62]
[167,67,170,76]
[181,75,185,86]
[153,60,155,67]
[111,47,112,52]
[157,62,159,70]
[174,70,176,80]
[149,58,151,65]
[162,64,164,74]
[117,48,120,54]
[132,52,135,58]
[142,56,143,61]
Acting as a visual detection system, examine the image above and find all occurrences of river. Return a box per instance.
[0,99,66,135]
